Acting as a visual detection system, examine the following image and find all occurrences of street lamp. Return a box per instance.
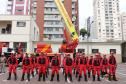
[87,21,94,55]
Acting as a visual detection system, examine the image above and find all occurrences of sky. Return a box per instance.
[79,0,126,28]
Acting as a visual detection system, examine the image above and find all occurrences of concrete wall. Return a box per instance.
[46,42,122,63]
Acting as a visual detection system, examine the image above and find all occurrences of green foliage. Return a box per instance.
[80,28,87,37]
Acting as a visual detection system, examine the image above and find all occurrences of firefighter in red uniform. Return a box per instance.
[37,52,48,81]
[108,52,117,81]
[50,54,60,81]
[98,52,103,62]
[78,53,88,81]
[74,53,80,78]
[92,54,101,81]
[101,55,108,77]
[30,54,36,77]
[62,53,67,75]
[87,56,93,78]
[21,53,31,81]
[7,53,18,80]
[64,54,73,82]
[45,53,49,78]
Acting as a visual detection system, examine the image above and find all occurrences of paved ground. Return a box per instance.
[0,63,126,84]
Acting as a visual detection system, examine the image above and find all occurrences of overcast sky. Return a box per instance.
[79,0,126,28]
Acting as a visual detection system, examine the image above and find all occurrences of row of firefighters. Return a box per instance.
[6,52,117,82]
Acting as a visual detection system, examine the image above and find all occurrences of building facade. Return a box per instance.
[93,0,122,41]
[36,0,79,41]
[121,12,126,41]
[5,0,32,15]
[0,15,39,52]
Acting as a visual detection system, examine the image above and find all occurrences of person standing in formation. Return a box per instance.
[7,53,18,80]
[50,54,60,81]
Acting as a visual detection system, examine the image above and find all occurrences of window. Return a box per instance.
[111,30,114,32]
[110,49,116,54]
[17,0,23,1]
[55,28,59,31]
[78,49,85,53]
[48,28,53,31]
[16,9,23,12]
[17,21,26,27]
[92,49,99,53]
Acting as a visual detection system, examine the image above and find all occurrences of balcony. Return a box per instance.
[0,21,12,34]
[44,10,60,14]
[43,38,63,42]
[44,17,61,21]
[44,31,63,34]
[44,24,64,27]
[33,2,37,7]
[45,4,56,8]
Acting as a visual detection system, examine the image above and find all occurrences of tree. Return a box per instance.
[80,28,88,40]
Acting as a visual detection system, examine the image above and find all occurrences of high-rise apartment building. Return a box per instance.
[36,0,79,41]
[121,12,126,41]
[6,0,33,15]
[93,0,122,41]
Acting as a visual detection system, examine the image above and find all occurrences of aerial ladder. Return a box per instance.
[54,0,79,53]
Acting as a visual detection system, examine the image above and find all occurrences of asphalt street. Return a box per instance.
[0,63,126,84]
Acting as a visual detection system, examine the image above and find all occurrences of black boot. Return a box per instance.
[93,75,95,81]
[101,71,104,78]
[32,72,34,77]
[73,69,75,74]
[70,74,73,82]
[38,74,41,81]
[50,74,54,81]
[14,73,17,80]
[27,74,30,81]
[43,74,45,81]
[113,75,117,81]
[78,75,81,81]
[65,74,67,82]
[108,74,111,81]
[7,72,11,80]
[88,72,90,78]
[21,73,25,81]
[76,71,78,78]
[84,75,88,81]
[97,75,101,81]
[57,74,60,81]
